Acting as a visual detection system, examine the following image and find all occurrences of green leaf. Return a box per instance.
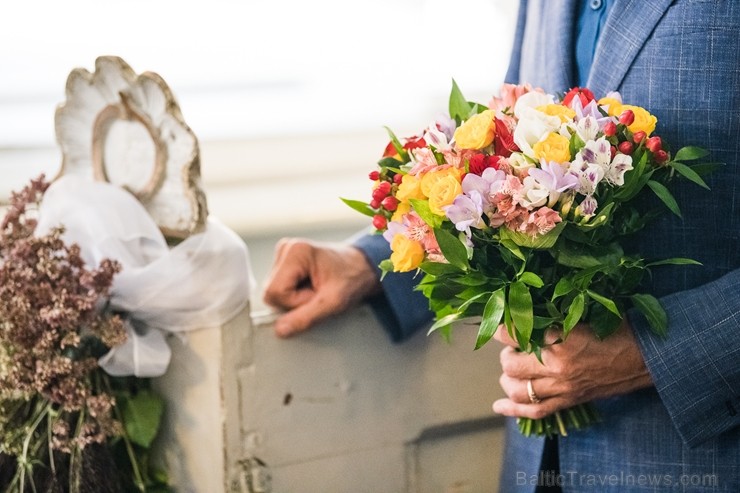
[457,291,493,313]
[552,277,574,300]
[669,162,710,190]
[377,157,405,169]
[434,228,470,271]
[499,222,565,249]
[475,288,506,349]
[470,102,489,115]
[562,292,585,336]
[586,289,621,317]
[449,79,472,122]
[418,261,463,277]
[340,198,376,218]
[508,281,533,347]
[499,239,526,261]
[533,316,557,330]
[519,272,544,288]
[384,126,408,160]
[673,146,709,162]
[576,202,615,230]
[647,180,682,217]
[690,162,724,176]
[554,240,623,269]
[615,152,653,201]
[631,293,668,337]
[645,257,702,267]
[122,390,165,448]
[427,312,462,335]
[589,303,623,339]
[409,199,445,229]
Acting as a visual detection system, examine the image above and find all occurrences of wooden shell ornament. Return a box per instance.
[55,56,207,239]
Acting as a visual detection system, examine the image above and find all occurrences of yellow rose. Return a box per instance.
[453,109,496,150]
[620,104,658,136]
[536,104,576,123]
[427,174,463,216]
[532,132,571,163]
[396,174,426,202]
[390,234,424,272]
[420,166,463,197]
[391,201,411,222]
[598,97,623,116]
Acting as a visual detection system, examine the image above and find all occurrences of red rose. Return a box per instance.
[469,153,502,175]
[562,87,595,107]
[493,118,519,157]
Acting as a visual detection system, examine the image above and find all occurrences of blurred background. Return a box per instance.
[0,0,518,309]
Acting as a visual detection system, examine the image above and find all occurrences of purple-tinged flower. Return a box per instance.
[521,161,579,208]
[445,190,485,236]
[572,137,633,188]
[579,194,598,217]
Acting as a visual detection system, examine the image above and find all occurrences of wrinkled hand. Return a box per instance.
[263,238,381,337]
[492,320,653,419]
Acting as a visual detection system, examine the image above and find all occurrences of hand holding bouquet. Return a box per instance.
[343,82,712,436]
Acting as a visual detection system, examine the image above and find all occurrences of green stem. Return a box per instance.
[102,374,146,492]
[554,411,568,436]
[18,400,50,493]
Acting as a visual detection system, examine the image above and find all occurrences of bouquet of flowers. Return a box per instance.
[0,177,169,492]
[343,81,712,437]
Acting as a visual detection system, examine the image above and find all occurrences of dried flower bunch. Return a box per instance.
[0,176,167,492]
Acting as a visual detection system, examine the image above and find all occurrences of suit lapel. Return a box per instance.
[546,0,579,92]
[587,0,674,94]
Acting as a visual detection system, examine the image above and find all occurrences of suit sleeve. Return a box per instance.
[629,268,740,447]
[352,233,433,343]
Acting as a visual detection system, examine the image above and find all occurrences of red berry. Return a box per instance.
[603,121,617,137]
[368,170,380,180]
[632,131,646,144]
[619,110,635,126]
[645,136,662,153]
[381,196,399,212]
[393,173,403,184]
[610,146,617,160]
[371,181,392,201]
[618,141,634,155]
[372,214,387,230]
[654,149,669,163]
[370,199,381,209]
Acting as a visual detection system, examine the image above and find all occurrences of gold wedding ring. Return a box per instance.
[527,379,542,404]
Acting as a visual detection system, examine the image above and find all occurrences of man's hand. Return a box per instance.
[263,239,381,338]
[492,320,653,419]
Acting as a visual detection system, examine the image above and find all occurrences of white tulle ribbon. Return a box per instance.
[36,175,252,377]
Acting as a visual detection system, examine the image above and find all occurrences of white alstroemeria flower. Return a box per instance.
[606,153,633,186]
[423,121,452,152]
[569,161,605,196]
[520,161,579,209]
[572,137,632,188]
[508,152,537,178]
[580,194,599,217]
[572,115,601,142]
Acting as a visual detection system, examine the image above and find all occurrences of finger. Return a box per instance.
[499,346,550,379]
[263,243,313,309]
[498,374,568,404]
[493,324,519,348]
[492,396,573,420]
[273,290,345,338]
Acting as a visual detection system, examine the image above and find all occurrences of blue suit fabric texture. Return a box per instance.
[354,0,739,491]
